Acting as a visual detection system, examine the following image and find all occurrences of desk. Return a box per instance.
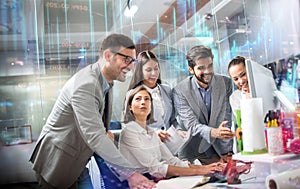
[155,153,300,189]
[233,153,300,177]
[155,172,265,189]
[87,152,300,188]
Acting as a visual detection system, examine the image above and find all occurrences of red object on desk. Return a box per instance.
[221,159,252,184]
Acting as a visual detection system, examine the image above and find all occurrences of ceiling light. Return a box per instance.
[124,5,138,17]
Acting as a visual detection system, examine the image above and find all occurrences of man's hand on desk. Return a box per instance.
[211,121,235,139]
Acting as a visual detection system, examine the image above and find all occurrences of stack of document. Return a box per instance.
[164,126,190,155]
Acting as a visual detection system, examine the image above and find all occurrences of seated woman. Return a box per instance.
[123,50,183,143]
[119,85,224,180]
[227,56,250,117]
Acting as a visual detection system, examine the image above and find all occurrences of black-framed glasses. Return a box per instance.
[111,51,137,65]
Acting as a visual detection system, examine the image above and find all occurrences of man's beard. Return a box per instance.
[195,73,213,85]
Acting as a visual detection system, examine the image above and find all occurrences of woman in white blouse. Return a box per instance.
[123,50,182,142]
[120,85,224,179]
[227,56,251,117]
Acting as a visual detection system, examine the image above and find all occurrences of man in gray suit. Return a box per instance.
[30,34,155,189]
[173,45,234,165]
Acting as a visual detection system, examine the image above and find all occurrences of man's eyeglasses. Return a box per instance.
[111,51,137,65]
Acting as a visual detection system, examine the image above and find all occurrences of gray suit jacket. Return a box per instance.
[30,62,133,188]
[173,75,233,159]
[149,84,179,130]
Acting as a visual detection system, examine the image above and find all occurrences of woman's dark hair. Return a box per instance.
[186,45,214,68]
[123,85,155,124]
[227,56,246,73]
[127,50,161,91]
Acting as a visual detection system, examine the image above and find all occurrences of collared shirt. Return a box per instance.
[101,75,114,96]
[143,85,165,130]
[119,121,189,178]
[193,77,215,157]
[194,77,212,119]
[229,89,243,118]
[100,73,114,104]
[100,71,114,130]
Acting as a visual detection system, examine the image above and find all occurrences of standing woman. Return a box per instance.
[123,50,181,142]
[227,56,251,117]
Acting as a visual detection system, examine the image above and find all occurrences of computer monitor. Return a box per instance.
[245,59,295,117]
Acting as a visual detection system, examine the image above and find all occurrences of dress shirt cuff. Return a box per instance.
[150,164,169,179]
[181,160,190,168]
[105,163,136,181]
[205,127,213,143]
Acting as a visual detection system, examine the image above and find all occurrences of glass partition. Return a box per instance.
[0,0,299,142]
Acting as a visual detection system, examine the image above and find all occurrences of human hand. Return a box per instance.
[194,162,225,175]
[177,129,187,138]
[107,130,114,142]
[241,87,251,98]
[211,121,234,139]
[158,131,171,143]
[127,172,156,189]
[220,153,233,163]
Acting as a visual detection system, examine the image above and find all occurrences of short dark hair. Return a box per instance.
[227,56,246,73]
[100,33,136,54]
[186,45,214,68]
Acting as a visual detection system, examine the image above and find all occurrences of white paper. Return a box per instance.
[241,98,266,152]
[164,126,190,155]
[155,176,205,189]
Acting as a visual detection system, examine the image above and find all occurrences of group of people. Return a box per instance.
[29,33,251,189]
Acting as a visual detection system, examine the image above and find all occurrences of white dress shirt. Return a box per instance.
[143,85,165,130]
[229,89,243,118]
[119,121,189,178]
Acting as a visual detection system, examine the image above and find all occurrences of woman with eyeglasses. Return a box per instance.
[120,86,224,180]
[122,50,183,144]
